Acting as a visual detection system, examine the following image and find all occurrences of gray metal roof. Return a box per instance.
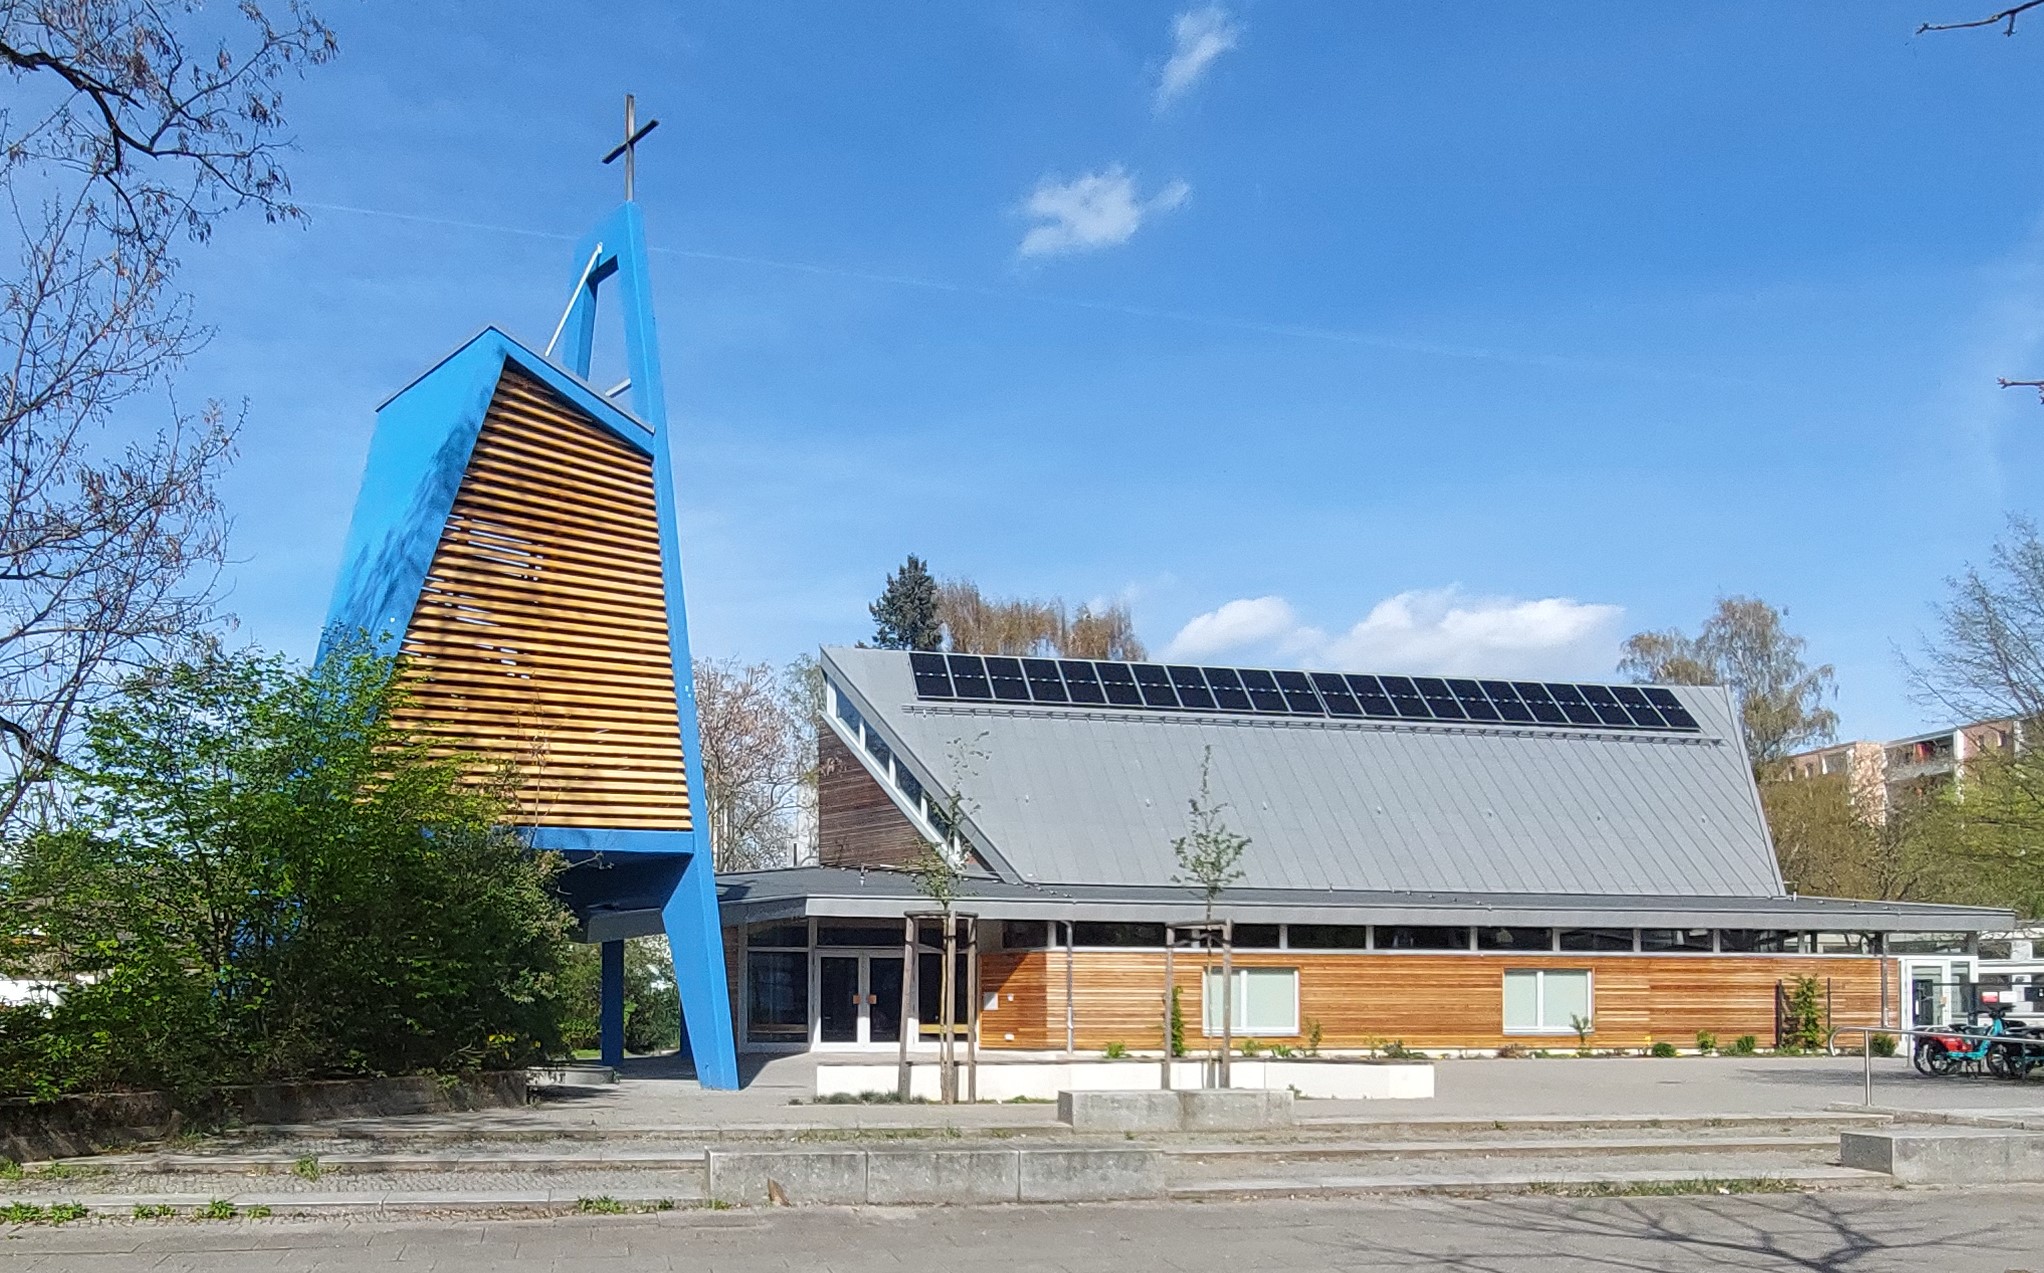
[718,865,2013,932]
[824,646,1786,900]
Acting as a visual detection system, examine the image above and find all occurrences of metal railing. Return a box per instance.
[1827,1023,2021,1106]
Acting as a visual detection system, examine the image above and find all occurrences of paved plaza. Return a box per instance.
[501,1051,2044,1134]
[3,1190,2038,1272]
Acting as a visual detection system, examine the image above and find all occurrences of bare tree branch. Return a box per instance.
[0,3,334,832]
[1919,2,2044,35]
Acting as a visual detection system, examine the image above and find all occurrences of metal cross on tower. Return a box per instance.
[603,93,660,202]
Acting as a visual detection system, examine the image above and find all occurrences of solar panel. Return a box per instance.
[1205,666,1253,711]
[1060,659,1106,704]
[1413,676,1466,720]
[1482,680,1535,723]
[1273,669,1324,714]
[905,654,1704,735]
[946,653,993,699]
[984,656,1031,703]
[1345,674,1398,717]
[1448,678,1501,722]
[1378,675,1432,720]
[1132,663,1181,709]
[1096,661,1143,706]
[1170,665,1218,710]
[910,651,953,697]
[1238,668,1290,713]
[1023,657,1068,703]
[1578,683,1633,728]
[1311,671,1363,717]
[1546,683,1601,727]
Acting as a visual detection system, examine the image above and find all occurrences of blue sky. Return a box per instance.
[171,1,2044,744]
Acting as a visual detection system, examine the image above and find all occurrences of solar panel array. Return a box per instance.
[908,652,1702,734]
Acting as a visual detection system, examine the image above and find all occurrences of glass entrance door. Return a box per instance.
[868,957,904,1044]
[820,955,860,1043]
[817,953,904,1046]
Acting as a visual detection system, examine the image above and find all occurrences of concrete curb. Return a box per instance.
[1170,1165,1892,1199]
[704,1146,1166,1206]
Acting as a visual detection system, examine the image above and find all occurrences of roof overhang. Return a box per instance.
[717,867,2014,933]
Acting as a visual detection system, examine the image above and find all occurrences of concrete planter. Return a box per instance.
[0,1071,527,1163]
[814,1057,1433,1102]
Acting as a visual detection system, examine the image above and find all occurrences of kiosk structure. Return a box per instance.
[321,115,737,1087]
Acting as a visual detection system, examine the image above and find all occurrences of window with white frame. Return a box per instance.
[1202,967,1299,1036]
[1502,969,1592,1034]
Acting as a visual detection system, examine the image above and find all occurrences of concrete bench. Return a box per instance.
[1057,1088,1294,1132]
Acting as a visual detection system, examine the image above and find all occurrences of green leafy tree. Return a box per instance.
[1619,596,1837,768]
[1901,518,2044,914]
[559,937,680,1056]
[1170,746,1251,1081]
[1171,747,1251,920]
[870,555,942,650]
[0,639,572,1099]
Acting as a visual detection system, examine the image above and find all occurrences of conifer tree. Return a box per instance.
[870,555,942,650]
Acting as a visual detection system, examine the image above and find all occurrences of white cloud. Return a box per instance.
[1018,167,1190,258]
[1161,595,1298,661]
[1156,5,1242,109]
[1161,587,1627,680]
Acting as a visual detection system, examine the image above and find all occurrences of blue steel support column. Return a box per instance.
[600,939,626,1070]
[559,204,740,1089]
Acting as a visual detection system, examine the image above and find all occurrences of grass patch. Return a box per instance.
[1528,1177,1798,1198]
[0,1160,20,1182]
[195,1199,239,1220]
[808,1090,926,1105]
[132,1204,177,1219]
[36,1162,97,1180]
[292,1154,323,1182]
[575,1196,675,1215]
[1,1202,89,1225]
[703,1198,733,1211]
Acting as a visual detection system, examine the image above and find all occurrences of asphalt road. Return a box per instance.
[4,1189,2041,1272]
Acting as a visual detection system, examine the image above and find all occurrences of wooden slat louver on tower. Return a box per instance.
[387,364,691,829]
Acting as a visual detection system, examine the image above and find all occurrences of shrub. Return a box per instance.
[1305,1018,1323,1057]
[1728,1034,1759,1056]
[1869,1032,1898,1058]
[1239,1038,1264,1057]
[1650,1041,1679,1058]
[1496,1044,1528,1059]
[1268,1043,1296,1058]
[1569,1013,1594,1049]
[1170,987,1186,1058]
[1695,1030,1718,1055]
[1782,977,1826,1052]
[0,641,574,1100]
[1382,1040,1425,1060]
[1103,1041,1128,1059]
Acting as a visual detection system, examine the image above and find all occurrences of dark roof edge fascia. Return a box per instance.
[716,868,2015,933]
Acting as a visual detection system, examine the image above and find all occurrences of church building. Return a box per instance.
[717,647,2010,1056]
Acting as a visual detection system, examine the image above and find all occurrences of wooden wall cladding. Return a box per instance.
[387,364,691,829]
[978,950,1890,1052]
[817,728,933,869]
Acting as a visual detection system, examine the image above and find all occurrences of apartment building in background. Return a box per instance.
[1783,720,2021,820]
